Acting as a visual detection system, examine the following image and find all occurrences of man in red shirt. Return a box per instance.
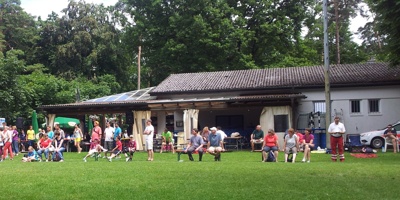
[108,136,122,162]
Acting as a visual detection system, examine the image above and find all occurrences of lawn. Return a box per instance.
[0,150,399,200]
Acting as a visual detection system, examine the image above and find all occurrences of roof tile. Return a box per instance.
[151,63,400,94]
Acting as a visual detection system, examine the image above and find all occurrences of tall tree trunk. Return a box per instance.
[335,0,340,64]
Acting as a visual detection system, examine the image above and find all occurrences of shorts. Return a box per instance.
[145,140,153,150]
[251,139,264,143]
[208,146,222,153]
[88,149,98,155]
[263,146,278,152]
[104,141,113,151]
[75,138,81,143]
[302,144,314,150]
[285,147,298,154]
[113,150,122,155]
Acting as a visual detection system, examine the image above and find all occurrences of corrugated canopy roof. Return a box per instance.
[83,87,156,103]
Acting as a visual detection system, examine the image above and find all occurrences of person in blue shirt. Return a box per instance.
[46,126,54,140]
[22,146,40,162]
[114,123,122,140]
[207,127,224,161]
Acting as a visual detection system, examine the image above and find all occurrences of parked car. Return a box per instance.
[360,121,400,149]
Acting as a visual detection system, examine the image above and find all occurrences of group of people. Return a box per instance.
[249,126,315,163]
[184,126,226,161]
[0,122,84,162]
[82,121,136,162]
[248,116,347,163]
[8,116,394,163]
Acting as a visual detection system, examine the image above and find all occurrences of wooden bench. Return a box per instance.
[176,148,227,161]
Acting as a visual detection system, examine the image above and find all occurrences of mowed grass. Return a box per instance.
[0,150,399,200]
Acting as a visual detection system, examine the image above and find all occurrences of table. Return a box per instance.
[224,137,243,151]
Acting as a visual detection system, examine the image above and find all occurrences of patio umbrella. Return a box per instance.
[31,111,39,140]
[54,117,80,128]
[88,116,93,136]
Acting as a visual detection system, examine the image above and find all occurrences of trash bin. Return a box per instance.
[312,133,320,149]
[320,132,326,148]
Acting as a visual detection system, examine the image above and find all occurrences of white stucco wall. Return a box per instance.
[298,85,400,134]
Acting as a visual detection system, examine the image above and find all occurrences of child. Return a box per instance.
[125,135,136,162]
[22,146,40,162]
[19,129,27,152]
[108,136,122,162]
[83,138,102,162]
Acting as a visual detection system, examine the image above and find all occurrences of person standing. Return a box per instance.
[47,126,54,140]
[250,125,264,152]
[26,125,35,148]
[103,122,114,158]
[216,126,227,142]
[1,126,14,161]
[143,119,155,161]
[185,128,204,161]
[91,121,102,142]
[12,126,19,156]
[19,129,27,152]
[114,123,122,142]
[201,127,210,144]
[73,124,83,153]
[328,116,346,162]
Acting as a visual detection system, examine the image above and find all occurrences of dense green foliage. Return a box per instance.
[0,151,399,199]
[362,0,400,66]
[3,0,399,122]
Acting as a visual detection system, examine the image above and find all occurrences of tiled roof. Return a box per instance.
[151,63,400,94]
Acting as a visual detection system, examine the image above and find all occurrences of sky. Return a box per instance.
[20,0,367,44]
[20,0,118,19]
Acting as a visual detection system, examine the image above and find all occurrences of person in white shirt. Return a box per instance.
[1,126,14,161]
[103,122,115,158]
[216,126,227,142]
[328,116,346,162]
[143,119,155,161]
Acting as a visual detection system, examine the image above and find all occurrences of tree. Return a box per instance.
[123,0,317,85]
[365,0,400,66]
[34,0,131,90]
[0,0,38,62]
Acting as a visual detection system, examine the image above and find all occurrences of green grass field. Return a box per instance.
[0,150,399,200]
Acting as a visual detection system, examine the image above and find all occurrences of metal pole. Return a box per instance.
[323,0,331,149]
[138,46,141,90]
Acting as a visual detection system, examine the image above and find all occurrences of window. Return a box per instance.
[216,115,243,129]
[350,100,361,113]
[314,101,326,113]
[368,99,380,113]
[274,115,288,132]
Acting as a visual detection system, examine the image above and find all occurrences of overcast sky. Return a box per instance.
[20,0,367,44]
